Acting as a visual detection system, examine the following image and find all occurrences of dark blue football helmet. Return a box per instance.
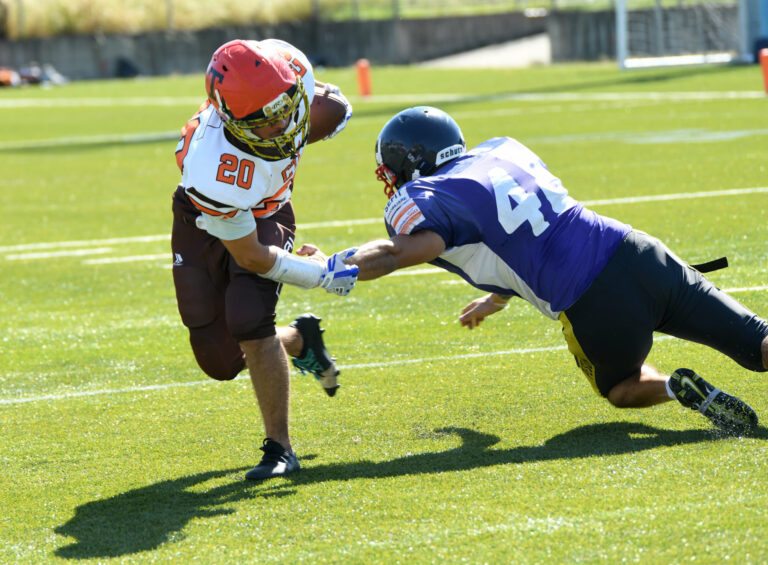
[374,106,466,198]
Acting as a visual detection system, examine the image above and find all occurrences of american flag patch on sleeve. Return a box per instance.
[384,191,425,235]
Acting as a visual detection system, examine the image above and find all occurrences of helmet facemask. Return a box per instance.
[216,81,309,160]
[375,137,399,199]
[375,163,398,199]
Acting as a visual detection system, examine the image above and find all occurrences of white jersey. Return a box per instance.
[174,39,315,241]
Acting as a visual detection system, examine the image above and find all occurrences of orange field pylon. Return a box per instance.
[356,58,372,97]
[761,49,768,94]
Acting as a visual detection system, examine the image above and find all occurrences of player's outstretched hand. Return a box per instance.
[459,294,508,329]
[320,250,359,296]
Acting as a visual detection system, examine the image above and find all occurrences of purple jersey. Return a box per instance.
[384,137,631,318]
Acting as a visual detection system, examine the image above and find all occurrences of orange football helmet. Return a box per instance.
[205,39,309,160]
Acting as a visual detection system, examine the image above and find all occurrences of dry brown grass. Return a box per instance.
[4,0,313,39]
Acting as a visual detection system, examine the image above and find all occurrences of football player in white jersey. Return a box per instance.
[311,106,768,435]
[172,39,357,481]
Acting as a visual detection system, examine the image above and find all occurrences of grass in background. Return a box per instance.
[1,62,768,563]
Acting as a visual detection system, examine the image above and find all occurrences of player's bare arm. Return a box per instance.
[345,230,446,281]
[220,228,276,274]
[222,229,356,295]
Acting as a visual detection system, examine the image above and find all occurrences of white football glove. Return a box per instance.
[319,249,359,296]
[323,82,353,140]
[335,247,358,262]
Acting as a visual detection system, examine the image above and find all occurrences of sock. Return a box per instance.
[664,378,676,399]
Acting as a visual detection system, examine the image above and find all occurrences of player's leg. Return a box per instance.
[661,280,768,374]
[560,304,661,408]
[563,296,758,432]
[240,333,300,481]
[605,364,670,408]
[561,230,760,434]
[231,296,300,480]
[171,187,245,380]
[558,234,659,406]
[278,314,340,396]
[653,260,766,433]
[225,207,302,479]
[629,231,763,432]
[276,325,301,356]
[240,335,292,448]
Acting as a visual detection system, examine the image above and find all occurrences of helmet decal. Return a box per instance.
[436,144,465,166]
[206,66,225,106]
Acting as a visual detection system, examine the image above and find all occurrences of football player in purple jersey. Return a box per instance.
[311,106,768,434]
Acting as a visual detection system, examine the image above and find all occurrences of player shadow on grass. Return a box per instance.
[53,422,767,559]
[272,421,768,492]
[53,467,256,560]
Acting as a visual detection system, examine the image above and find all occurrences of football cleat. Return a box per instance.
[245,438,300,481]
[668,368,758,434]
[289,313,340,397]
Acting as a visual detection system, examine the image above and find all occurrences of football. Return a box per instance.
[307,84,349,144]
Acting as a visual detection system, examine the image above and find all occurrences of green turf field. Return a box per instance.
[1,62,767,563]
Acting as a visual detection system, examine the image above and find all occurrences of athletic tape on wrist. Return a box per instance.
[263,248,324,289]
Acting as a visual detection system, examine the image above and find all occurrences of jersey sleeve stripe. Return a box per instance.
[251,201,281,218]
[266,179,292,202]
[186,187,239,218]
[250,180,293,218]
[391,202,418,228]
[188,197,239,218]
[397,209,425,234]
[186,187,234,210]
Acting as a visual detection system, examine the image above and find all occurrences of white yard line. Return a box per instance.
[4,247,113,260]
[0,234,170,253]
[1,90,764,151]
[0,96,205,108]
[0,131,181,150]
[726,286,768,293]
[0,343,570,406]
[582,186,768,206]
[1,183,764,405]
[0,91,762,109]
[2,274,765,407]
[83,253,169,265]
[3,186,767,258]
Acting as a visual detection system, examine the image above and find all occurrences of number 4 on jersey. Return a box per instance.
[489,167,575,237]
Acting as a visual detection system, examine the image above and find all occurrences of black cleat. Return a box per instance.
[290,313,340,397]
[669,368,758,435]
[245,438,300,481]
